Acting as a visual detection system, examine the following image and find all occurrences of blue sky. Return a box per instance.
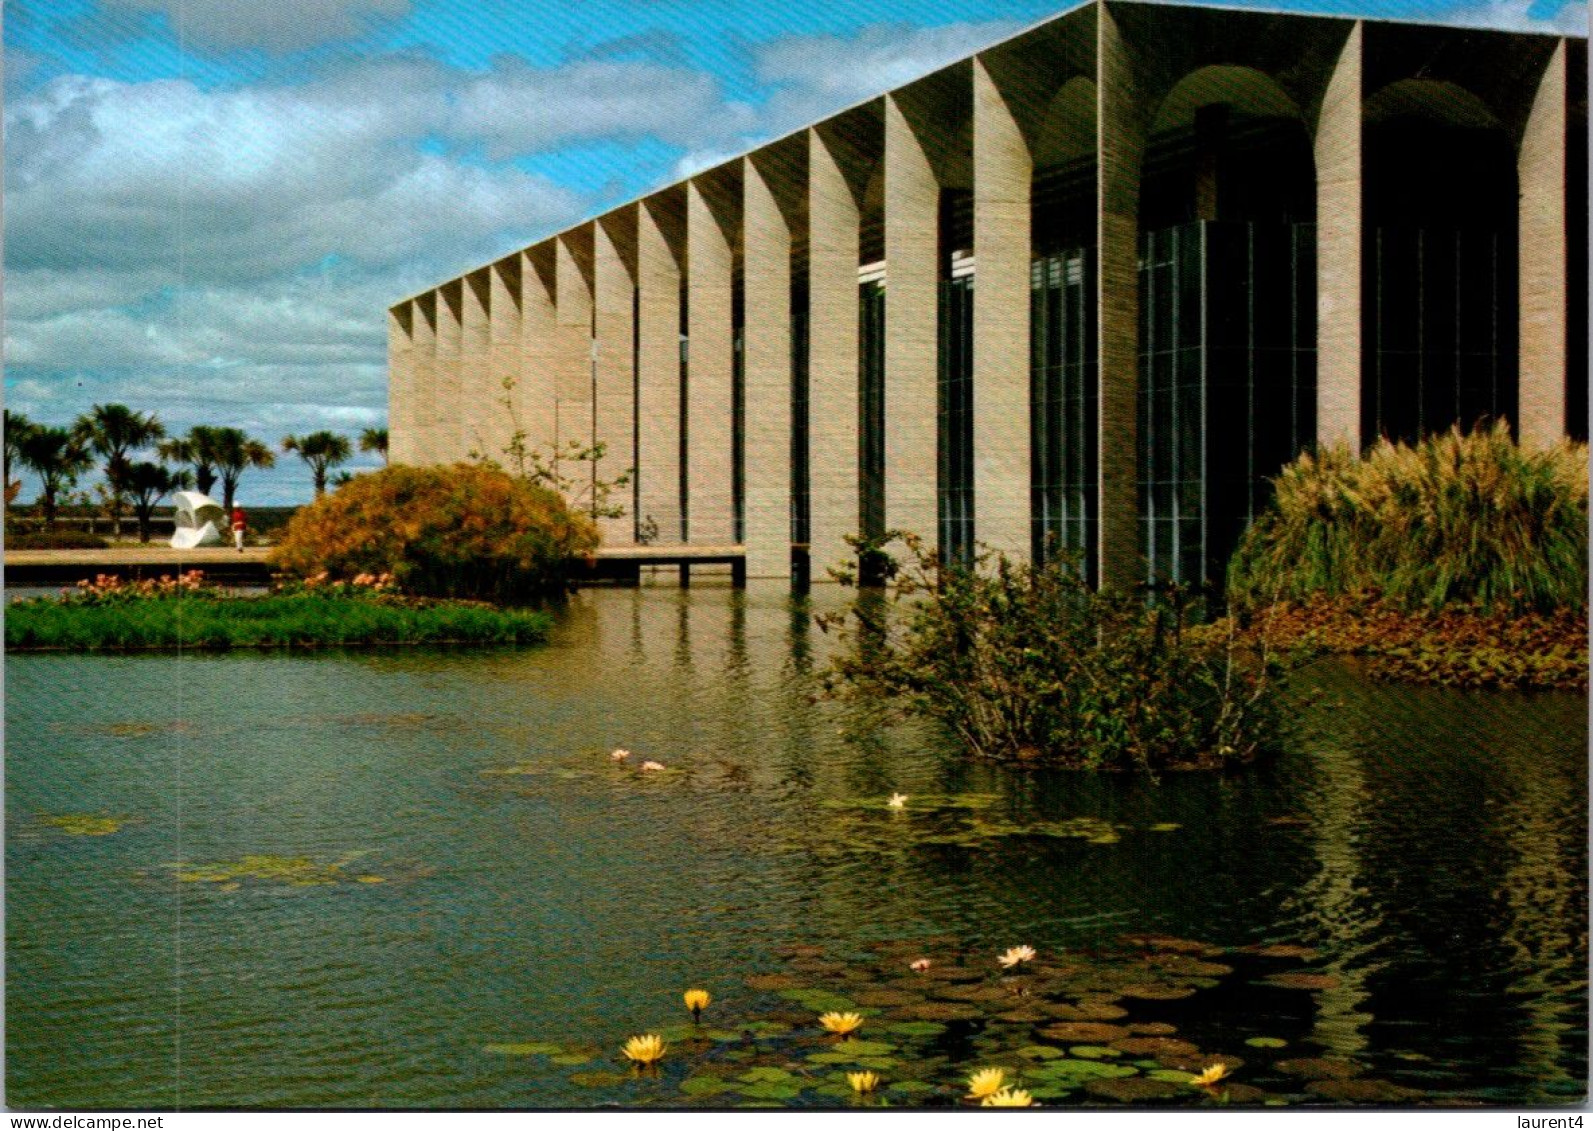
[5,0,1584,504]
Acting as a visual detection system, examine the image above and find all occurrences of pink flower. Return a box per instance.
[611,748,631,761]
[640,760,666,772]
[909,958,932,973]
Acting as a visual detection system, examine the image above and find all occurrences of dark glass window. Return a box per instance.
[859,279,887,541]
[791,276,811,547]
[1138,220,1316,587]
[939,273,975,566]
[1030,247,1097,574]
[732,280,745,545]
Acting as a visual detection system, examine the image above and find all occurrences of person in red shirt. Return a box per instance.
[231,506,246,552]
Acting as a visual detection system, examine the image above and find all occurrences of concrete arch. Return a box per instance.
[1033,76,1098,173]
[1150,64,1306,136]
[1364,77,1502,130]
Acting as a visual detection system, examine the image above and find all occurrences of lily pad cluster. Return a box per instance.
[479,934,1451,1107]
[40,814,130,837]
[158,854,391,889]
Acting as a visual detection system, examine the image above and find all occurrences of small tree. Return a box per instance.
[158,425,223,497]
[124,462,192,543]
[4,410,38,506]
[18,427,93,529]
[74,404,164,533]
[282,431,352,498]
[359,427,389,466]
[211,428,276,511]
[469,376,631,520]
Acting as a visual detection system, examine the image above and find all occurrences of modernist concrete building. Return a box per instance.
[389,0,1587,588]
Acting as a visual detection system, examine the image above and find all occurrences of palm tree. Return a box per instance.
[5,410,38,504]
[158,425,223,497]
[359,427,389,466]
[124,462,192,543]
[74,403,164,532]
[17,427,93,529]
[282,431,352,498]
[212,428,276,511]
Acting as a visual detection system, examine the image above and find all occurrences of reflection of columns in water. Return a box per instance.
[1291,739,1378,1058]
[786,592,813,678]
[1495,760,1584,1094]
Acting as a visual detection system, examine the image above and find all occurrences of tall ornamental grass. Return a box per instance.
[1227,423,1588,614]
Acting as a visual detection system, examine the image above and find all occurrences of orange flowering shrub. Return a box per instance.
[269,463,598,601]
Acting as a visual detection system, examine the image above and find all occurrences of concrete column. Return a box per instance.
[743,155,794,578]
[461,269,491,463]
[973,57,1034,563]
[411,290,437,465]
[686,178,737,546]
[435,279,463,463]
[387,302,415,464]
[520,247,561,465]
[594,212,638,543]
[1096,7,1148,591]
[555,232,595,505]
[883,95,942,546]
[808,126,863,572]
[487,257,522,467]
[1316,22,1363,451]
[1519,39,1569,448]
[637,198,684,543]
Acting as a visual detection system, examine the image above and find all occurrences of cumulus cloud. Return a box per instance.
[100,0,410,52]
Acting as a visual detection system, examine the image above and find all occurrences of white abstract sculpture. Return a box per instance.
[171,491,226,549]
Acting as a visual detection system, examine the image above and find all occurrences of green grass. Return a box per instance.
[5,593,553,652]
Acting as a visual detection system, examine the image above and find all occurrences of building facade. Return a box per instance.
[388,0,1587,587]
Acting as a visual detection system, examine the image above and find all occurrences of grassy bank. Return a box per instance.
[7,589,552,652]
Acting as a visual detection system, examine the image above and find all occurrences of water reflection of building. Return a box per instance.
[389,2,1585,589]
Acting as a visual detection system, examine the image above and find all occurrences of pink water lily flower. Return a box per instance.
[611,748,631,761]
[640,760,666,772]
[909,958,932,972]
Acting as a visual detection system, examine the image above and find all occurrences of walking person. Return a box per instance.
[231,504,246,552]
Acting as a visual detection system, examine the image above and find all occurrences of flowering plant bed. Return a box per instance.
[5,571,552,652]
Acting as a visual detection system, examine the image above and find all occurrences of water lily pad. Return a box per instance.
[551,1053,593,1066]
[853,989,920,1007]
[1149,1069,1196,1083]
[739,1067,798,1083]
[1254,944,1317,960]
[1111,1038,1201,1059]
[1031,1059,1139,1081]
[1085,1077,1186,1102]
[779,988,857,1013]
[1264,972,1341,991]
[1069,1045,1122,1059]
[993,1007,1050,1023]
[1305,1079,1421,1103]
[680,1076,736,1097]
[884,1021,946,1038]
[901,1001,980,1022]
[887,1080,937,1094]
[1128,1023,1178,1036]
[1119,983,1197,1001]
[165,854,348,887]
[737,1081,804,1101]
[355,875,386,884]
[1119,935,1223,956]
[1038,1022,1130,1043]
[1149,955,1233,977]
[569,1071,627,1088]
[483,1042,561,1056]
[1148,823,1182,832]
[741,1020,794,1036]
[932,983,1010,1003]
[1275,1057,1364,1080]
[41,814,126,836]
[1245,1037,1288,1049]
[1210,1083,1269,1104]
[1019,1045,1067,1060]
[1042,1001,1128,1022]
[746,973,801,991]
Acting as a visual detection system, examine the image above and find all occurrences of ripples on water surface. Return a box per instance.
[6,583,1587,1107]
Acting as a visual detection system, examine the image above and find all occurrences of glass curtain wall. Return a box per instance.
[791,278,810,549]
[1030,247,1097,573]
[1137,220,1316,587]
[938,190,975,567]
[859,279,887,543]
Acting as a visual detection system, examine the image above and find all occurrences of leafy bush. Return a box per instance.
[1228,423,1588,615]
[269,463,599,601]
[819,534,1288,772]
[7,530,111,550]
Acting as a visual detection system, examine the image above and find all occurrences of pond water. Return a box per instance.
[6,583,1587,1108]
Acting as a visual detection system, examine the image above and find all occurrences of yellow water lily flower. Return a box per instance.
[1191,1062,1231,1087]
[847,1071,880,1094]
[622,1033,666,1066]
[684,988,711,1021]
[887,792,908,810]
[818,1011,864,1036]
[966,1067,1007,1099]
[997,945,1037,969]
[982,1088,1035,1108]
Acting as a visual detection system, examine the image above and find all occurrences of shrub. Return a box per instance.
[1228,423,1588,615]
[6,530,111,550]
[269,463,598,601]
[819,534,1288,773]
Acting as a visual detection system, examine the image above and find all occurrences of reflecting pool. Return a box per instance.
[6,583,1586,1107]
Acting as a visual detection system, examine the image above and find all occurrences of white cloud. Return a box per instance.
[100,0,410,52]
[1438,0,1588,31]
